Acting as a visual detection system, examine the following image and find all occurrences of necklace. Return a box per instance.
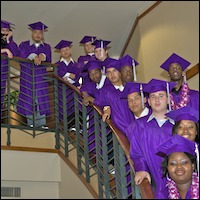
[166,172,199,199]
[170,82,190,110]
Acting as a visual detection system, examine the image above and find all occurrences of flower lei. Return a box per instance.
[166,172,199,199]
[170,82,190,110]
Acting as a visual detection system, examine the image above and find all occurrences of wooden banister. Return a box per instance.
[186,63,199,80]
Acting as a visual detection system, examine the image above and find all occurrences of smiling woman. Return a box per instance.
[156,135,199,199]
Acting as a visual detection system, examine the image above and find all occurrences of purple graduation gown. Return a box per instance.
[157,179,197,199]
[80,76,111,152]
[17,41,51,115]
[77,54,96,64]
[171,88,199,110]
[78,54,97,84]
[105,92,135,136]
[1,38,19,115]
[56,60,81,120]
[128,115,174,199]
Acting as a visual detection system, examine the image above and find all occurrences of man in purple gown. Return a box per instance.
[78,35,96,64]
[54,40,82,130]
[160,53,199,110]
[79,60,110,153]
[92,39,117,75]
[17,22,51,129]
[77,35,97,84]
[1,20,19,118]
[127,78,176,198]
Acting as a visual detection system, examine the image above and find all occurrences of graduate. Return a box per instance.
[156,134,199,199]
[165,105,199,143]
[54,40,82,130]
[78,60,110,153]
[92,39,117,74]
[121,82,150,123]
[80,59,110,102]
[119,54,138,84]
[160,53,199,110]
[127,78,176,199]
[78,35,97,84]
[1,20,19,117]
[17,21,51,129]
[77,35,96,64]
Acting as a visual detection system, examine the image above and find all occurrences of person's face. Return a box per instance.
[127,92,146,116]
[148,91,168,112]
[176,120,197,142]
[167,152,194,185]
[1,28,10,35]
[60,47,71,59]
[84,41,95,54]
[106,67,121,85]
[31,30,43,43]
[94,48,107,61]
[168,63,183,82]
[89,68,102,84]
[120,66,134,83]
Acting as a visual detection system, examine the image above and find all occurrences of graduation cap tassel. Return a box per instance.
[166,82,171,111]
[195,143,199,177]
[101,40,103,58]
[140,84,144,109]
[183,71,187,83]
[132,60,137,82]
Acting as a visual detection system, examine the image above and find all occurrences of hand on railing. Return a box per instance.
[102,106,111,122]
[134,171,151,185]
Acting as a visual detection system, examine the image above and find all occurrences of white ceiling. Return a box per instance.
[2,1,156,63]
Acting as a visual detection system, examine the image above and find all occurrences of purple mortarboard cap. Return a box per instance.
[28,21,48,31]
[165,106,199,123]
[105,60,120,71]
[120,54,138,68]
[54,40,73,50]
[92,39,111,49]
[79,36,96,44]
[156,134,196,157]
[121,82,146,97]
[143,79,176,94]
[1,20,14,29]
[85,60,102,71]
[160,53,191,71]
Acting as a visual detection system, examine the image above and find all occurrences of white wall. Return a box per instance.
[1,150,94,199]
[124,1,199,91]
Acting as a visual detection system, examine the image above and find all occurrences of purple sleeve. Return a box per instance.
[129,121,149,173]
[7,40,19,56]
[42,43,51,63]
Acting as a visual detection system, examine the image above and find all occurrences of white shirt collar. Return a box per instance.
[147,112,174,127]
[30,39,44,46]
[60,57,74,66]
[88,53,94,56]
[134,107,149,119]
[114,84,124,92]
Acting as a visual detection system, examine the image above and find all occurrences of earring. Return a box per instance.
[166,172,171,181]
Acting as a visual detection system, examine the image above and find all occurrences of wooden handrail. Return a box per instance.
[92,102,154,198]
[49,76,154,198]
[186,63,199,80]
